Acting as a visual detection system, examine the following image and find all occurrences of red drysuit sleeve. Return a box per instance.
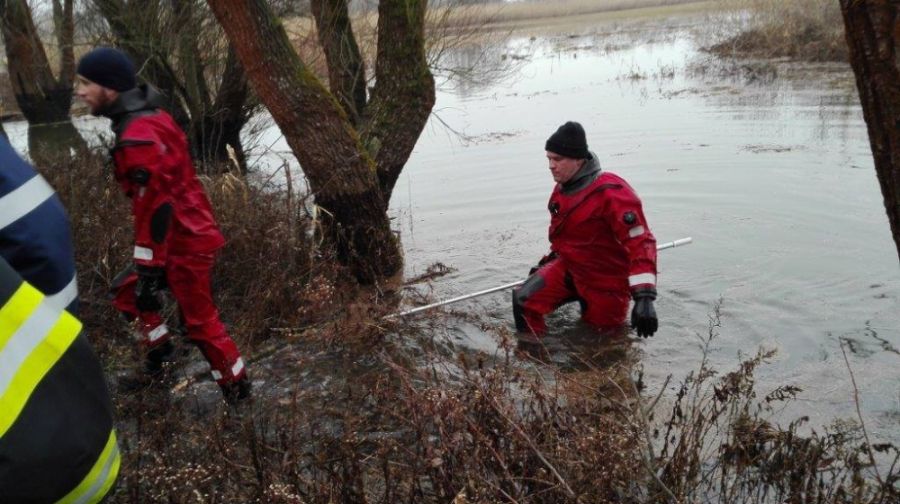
[601,184,658,291]
[113,140,173,268]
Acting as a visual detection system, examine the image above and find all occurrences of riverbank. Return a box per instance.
[432,0,714,31]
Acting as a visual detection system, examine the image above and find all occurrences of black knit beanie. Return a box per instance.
[545,121,591,159]
[76,47,136,92]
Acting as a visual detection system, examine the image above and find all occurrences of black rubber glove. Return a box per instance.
[135,266,165,312]
[630,287,658,338]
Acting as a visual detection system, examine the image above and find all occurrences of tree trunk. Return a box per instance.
[51,0,75,88]
[0,0,74,124]
[0,0,84,157]
[311,0,367,122]
[840,0,900,262]
[93,0,191,126]
[363,0,436,200]
[95,0,252,172]
[192,47,251,173]
[207,0,403,283]
[28,122,86,166]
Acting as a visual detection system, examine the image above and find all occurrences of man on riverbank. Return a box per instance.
[513,121,658,355]
[74,47,250,402]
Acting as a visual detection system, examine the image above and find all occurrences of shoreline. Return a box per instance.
[439,0,717,33]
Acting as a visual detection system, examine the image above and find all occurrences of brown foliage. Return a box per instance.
[711,0,849,62]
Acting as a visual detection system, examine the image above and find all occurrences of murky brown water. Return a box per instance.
[391,13,900,441]
[3,9,895,442]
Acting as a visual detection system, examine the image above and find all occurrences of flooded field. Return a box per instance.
[2,4,896,445]
[390,11,900,442]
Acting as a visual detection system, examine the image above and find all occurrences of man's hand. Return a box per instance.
[135,266,165,312]
[630,288,658,337]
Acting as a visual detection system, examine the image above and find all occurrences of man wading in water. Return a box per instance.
[513,121,659,357]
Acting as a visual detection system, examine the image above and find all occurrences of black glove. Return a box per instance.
[630,287,658,338]
[529,251,558,276]
[135,266,166,312]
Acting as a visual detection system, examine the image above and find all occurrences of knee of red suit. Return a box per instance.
[513,280,629,337]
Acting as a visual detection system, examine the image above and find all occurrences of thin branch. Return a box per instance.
[485,395,577,500]
[839,338,884,486]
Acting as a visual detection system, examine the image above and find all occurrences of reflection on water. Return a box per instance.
[392,13,900,441]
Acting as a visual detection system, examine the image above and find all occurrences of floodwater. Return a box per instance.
[3,8,896,442]
[391,13,900,442]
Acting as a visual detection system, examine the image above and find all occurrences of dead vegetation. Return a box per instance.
[428,0,709,30]
[710,0,849,62]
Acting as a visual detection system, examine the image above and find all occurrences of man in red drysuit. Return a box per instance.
[513,121,658,355]
[75,47,250,401]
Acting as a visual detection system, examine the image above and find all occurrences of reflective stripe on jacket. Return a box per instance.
[0,257,119,503]
[0,137,78,313]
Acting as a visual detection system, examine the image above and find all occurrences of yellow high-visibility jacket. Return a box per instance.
[0,256,119,503]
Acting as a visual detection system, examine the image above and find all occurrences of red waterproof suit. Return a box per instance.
[513,156,657,336]
[107,86,245,385]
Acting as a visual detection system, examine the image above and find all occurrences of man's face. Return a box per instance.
[74,76,118,115]
[546,151,584,184]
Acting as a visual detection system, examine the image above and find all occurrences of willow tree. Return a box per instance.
[840,0,900,262]
[207,0,436,284]
[91,0,254,172]
[0,0,85,157]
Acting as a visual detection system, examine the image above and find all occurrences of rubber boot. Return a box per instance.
[220,375,252,405]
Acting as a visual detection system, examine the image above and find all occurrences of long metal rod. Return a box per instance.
[385,236,693,320]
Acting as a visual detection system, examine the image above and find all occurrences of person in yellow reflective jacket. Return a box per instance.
[0,137,119,502]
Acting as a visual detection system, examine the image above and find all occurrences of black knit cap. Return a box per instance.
[545,121,591,160]
[76,47,136,92]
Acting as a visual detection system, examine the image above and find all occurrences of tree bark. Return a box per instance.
[92,0,191,126]
[94,0,253,172]
[51,0,75,87]
[0,0,74,124]
[311,0,367,122]
[207,0,403,283]
[840,0,900,262]
[197,47,251,173]
[28,122,86,166]
[363,0,436,200]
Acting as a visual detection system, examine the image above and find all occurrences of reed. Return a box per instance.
[712,0,848,62]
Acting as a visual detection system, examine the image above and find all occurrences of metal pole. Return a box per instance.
[385,237,693,320]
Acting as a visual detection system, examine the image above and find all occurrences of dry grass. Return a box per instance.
[711,0,848,62]
[431,0,708,30]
